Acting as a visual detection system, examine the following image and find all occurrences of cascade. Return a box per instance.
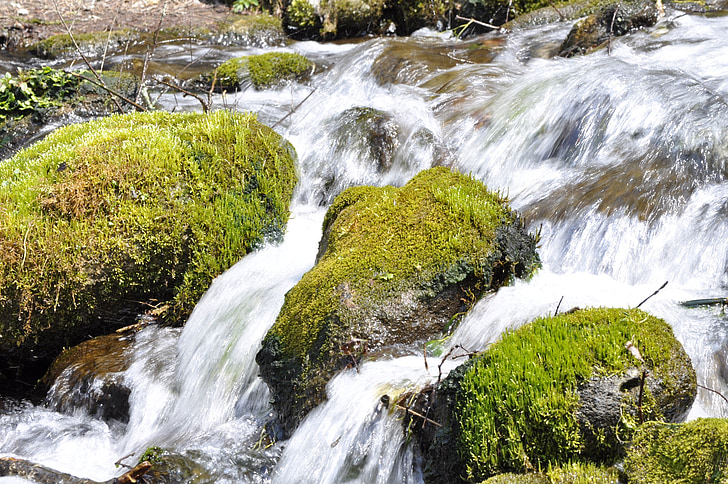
[2,11,728,483]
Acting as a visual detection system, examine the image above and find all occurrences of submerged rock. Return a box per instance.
[413,307,696,483]
[41,332,133,422]
[0,110,298,387]
[256,167,540,436]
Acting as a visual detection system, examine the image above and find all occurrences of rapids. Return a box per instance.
[2,10,728,482]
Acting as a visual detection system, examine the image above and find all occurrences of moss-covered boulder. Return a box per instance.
[29,29,139,60]
[256,167,540,436]
[213,13,287,47]
[482,462,621,483]
[415,308,696,483]
[200,52,314,91]
[624,418,728,483]
[558,0,659,57]
[0,110,297,386]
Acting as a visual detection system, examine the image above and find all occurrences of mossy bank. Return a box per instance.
[256,166,540,436]
[0,109,297,388]
[416,307,696,483]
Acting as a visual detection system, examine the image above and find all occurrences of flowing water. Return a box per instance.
[2,10,728,483]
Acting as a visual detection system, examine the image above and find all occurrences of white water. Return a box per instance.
[3,10,728,483]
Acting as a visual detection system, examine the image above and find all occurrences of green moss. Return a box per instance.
[258,167,540,434]
[211,52,313,90]
[0,110,297,371]
[29,30,137,59]
[285,0,320,35]
[456,307,690,481]
[482,462,619,483]
[275,167,522,361]
[217,13,286,46]
[138,446,165,465]
[625,418,728,483]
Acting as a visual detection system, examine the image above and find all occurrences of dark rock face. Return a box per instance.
[559,1,659,57]
[42,332,133,423]
[256,167,540,437]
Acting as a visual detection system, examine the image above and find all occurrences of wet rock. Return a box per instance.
[558,0,659,57]
[42,332,133,423]
[256,167,540,436]
[211,13,286,47]
[414,308,696,483]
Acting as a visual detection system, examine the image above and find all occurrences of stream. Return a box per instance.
[2,9,728,483]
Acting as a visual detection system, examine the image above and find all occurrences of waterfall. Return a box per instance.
[3,10,728,483]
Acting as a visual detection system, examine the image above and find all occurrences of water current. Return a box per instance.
[2,10,728,483]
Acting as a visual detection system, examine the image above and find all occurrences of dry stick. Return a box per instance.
[505,0,513,24]
[697,384,728,407]
[423,342,429,372]
[155,78,210,112]
[394,403,442,427]
[136,0,169,107]
[271,88,317,129]
[636,281,668,309]
[607,4,620,56]
[51,0,126,113]
[546,0,566,20]
[67,71,147,111]
[554,295,564,316]
[454,15,500,30]
[637,369,647,425]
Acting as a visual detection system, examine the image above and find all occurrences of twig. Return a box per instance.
[697,384,728,407]
[637,369,647,425]
[423,343,429,372]
[455,15,500,30]
[114,452,136,469]
[66,71,147,111]
[554,295,564,316]
[136,0,168,107]
[155,78,210,113]
[636,281,668,309]
[546,0,566,20]
[51,0,126,114]
[608,4,620,55]
[271,88,317,129]
[394,403,442,427]
[505,0,513,24]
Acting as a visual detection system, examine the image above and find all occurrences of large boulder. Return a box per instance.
[0,110,298,388]
[256,166,540,436]
[413,307,696,483]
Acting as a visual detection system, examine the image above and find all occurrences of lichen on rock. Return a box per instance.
[0,109,298,385]
[256,166,540,436]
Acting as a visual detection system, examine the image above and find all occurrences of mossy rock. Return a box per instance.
[29,29,139,60]
[256,166,540,436]
[284,0,323,38]
[416,307,696,483]
[0,110,298,385]
[482,462,621,483]
[201,52,314,91]
[558,0,659,57]
[624,418,728,483]
[215,13,287,47]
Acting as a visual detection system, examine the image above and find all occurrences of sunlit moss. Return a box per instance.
[625,418,728,483]
[258,166,540,434]
[483,461,620,483]
[211,52,313,90]
[29,30,137,59]
[0,110,297,370]
[455,307,694,481]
